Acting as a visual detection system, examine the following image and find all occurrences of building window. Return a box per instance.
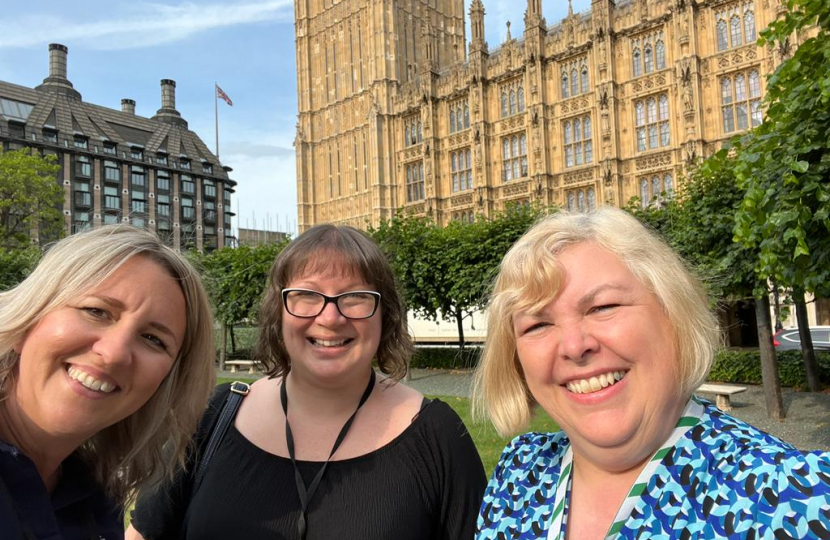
[563,115,593,168]
[103,142,116,155]
[131,166,145,187]
[131,217,145,228]
[223,188,232,206]
[721,69,762,133]
[404,116,422,147]
[632,33,666,77]
[103,213,119,225]
[74,181,91,208]
[180,159,191,171]
[561,73,569,99]
[131,147,144,160]
[73,211,91,233]
[181,175,195,194]
[158,219,171,231]
[131,190,147,214]
[203,163,213,174]
[500,80,526,118]
[502,132,528,182]
[451,148,473,192]
[156,153,168,165]
[449,99,470,134]
[203,200,217,223]
[42,129,57,143]
[104,186,120,210]
[638,172,674,207]
[104,161,120,182]
[74,156,91,177]
[405,162,425,202]
[203,179,217,198]
[635,94,670,152]
[716,2,756,51]
[73,135,88,149]
[453,210,474,223]
[181,197,195,220]
[157,194,170,217]
[157,170,170,191]
[566,187,597,212]
[561,58,589,98]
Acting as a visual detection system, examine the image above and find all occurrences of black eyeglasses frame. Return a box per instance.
[281,288,381,320]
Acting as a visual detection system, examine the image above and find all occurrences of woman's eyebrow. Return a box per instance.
[578,283,629,309]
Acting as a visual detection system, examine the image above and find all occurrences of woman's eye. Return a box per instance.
[81,307,108,319]
[523,322,550,334]
[143,334,168,351]
[590,304,619,314]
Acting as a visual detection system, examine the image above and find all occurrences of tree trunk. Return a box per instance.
[794,292,820,392]
[219,322,228,372]
[456,311,466,351]
[230,325,237,354]
[755,296,784,421]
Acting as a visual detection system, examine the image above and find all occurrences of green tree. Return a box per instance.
[733,0,830,391]
[196,241,289,367]
[0,246,41,291]
[0,148,62,248]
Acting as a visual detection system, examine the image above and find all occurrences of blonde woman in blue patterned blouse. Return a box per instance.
[473,207,830,540]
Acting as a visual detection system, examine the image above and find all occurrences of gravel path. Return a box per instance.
[220,368,830,452]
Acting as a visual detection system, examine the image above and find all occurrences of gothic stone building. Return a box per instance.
[294,0,786,230]
[0,44,236,250]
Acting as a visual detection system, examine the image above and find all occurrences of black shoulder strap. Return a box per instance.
[191,381,250,496]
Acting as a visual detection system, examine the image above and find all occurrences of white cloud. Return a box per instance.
[0,1,294,50]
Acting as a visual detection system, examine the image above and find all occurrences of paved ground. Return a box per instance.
[220,367,830,452]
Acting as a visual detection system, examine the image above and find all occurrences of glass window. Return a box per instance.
[157,171,170,192]
[75,156,91,177]
[517,87,525,112]
[571,69,578,96]
[744,10,756,42]
[717,19,728,51]
[156,154,168,165]
[640,179,649,207]
[204,180,217,198]
[644,44,654,73]
[587,188,596,211]
[580,67,589,94]
[656,41,666,70]
[131,166,145,186]
[568,192,576,211]
[42,129,58,143]
[103,142,116,155]
[730,15,742,47]
[103,213,119,225]
[633,49,642,77]
[664,173,674,197]
[501,92,508,117]
[180,159,191,170]
[131,148,144,160]
[562,74,569,98]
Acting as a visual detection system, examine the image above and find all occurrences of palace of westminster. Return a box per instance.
[294,0,787,230]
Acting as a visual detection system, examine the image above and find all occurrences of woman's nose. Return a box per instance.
[91,325,134,366]
[558,322,599,363]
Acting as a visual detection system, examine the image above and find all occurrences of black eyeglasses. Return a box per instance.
[281,288,381,320]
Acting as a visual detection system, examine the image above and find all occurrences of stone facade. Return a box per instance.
[0,44,236,250]
[295,0,788,230]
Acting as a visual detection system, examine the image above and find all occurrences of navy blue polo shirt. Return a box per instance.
[0,441,123,540]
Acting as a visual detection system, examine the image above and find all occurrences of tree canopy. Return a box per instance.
[0,148,62,248]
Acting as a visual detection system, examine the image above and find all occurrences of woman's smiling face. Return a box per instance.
[12,256,186,442]
[513,242,684,469]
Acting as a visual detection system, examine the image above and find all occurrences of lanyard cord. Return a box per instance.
[280,370,376,540]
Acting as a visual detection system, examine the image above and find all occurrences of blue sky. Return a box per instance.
[0,0,590,236]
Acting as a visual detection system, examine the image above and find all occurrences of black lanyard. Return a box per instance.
[280,370,376,540]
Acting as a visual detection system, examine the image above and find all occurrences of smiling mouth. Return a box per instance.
[67,365,118,394]
[308,338,352,348]
[565,370,628,394]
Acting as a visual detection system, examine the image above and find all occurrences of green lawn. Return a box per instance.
[215,377,558,475]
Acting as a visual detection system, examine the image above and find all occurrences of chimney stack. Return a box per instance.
[153,79,187,127]
[121,99,136,115]
[36,43,81,99]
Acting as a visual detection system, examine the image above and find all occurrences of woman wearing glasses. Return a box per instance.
[129,224,486,540]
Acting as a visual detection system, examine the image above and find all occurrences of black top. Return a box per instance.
[133,383,486,540]
[0,441,123,540]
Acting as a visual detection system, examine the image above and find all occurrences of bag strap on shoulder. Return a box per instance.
[192,381,250,495]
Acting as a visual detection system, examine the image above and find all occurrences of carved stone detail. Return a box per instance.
[563,169,595,185]
[635,151,673,171]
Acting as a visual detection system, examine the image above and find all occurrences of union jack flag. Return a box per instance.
[216,84,233,106]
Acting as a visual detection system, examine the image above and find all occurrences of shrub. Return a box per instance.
[410,347,481,370]
[708,349,830,388]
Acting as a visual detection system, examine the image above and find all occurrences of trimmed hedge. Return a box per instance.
[709,349,830,388]
[408,346,830,388]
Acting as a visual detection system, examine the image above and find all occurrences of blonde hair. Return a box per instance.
[0,225,215,507]
[472,208,719,436]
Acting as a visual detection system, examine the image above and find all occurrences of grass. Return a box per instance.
[214,377,558,475]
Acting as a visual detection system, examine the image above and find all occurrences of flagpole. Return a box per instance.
[214,81,220,161]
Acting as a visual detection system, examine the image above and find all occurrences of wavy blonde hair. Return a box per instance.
[0,225,215,507]
[472,208,720,436]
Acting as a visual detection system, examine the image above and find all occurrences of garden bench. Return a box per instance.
[225,360,257,374]
[696,383,748,412]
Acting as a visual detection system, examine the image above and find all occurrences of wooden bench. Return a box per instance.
[696,383,747,412]
[224,360,257,374]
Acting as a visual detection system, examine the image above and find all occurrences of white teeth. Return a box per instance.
[313,338,348,347]
[67,366,117,394]
[566,370,627,394]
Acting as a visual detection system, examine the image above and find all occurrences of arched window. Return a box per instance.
[571,68,579,96]
[744,10,756,42]
[464,104,470,128]
[517,87,525,112]
[417,121,422,142]
[577,191,586,211]
[581,67,589,94]
[749,70,761,98]
[717,19,728,51]
[587,187,596,210]
[656,40,666,70]
[640,179,649,207]
[730,15,742,47]
[659,95,670,146]
[564,121,573,145]
[509,89,516,115]
[664,173,674,197]
[568,192,576,211]
[449,109,456,134]
[501,91,508,117]
[584,117,593,164]
[583,116,592,139]
[652,176,661,198]
[644,44,654,73]
[633,48,642,77]
[635,101,646,151]
[574,118,582,166]
[562,73,569,98]
[405,124,411,146]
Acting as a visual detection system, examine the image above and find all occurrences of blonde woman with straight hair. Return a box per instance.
[474,208,830,540]
[0,225,215,540]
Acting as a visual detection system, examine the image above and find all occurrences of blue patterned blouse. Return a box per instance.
[477,400,830,539]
